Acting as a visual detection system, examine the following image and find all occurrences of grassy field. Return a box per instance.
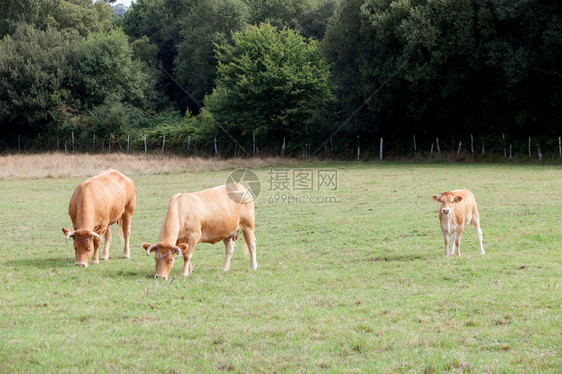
[0,158,560,372]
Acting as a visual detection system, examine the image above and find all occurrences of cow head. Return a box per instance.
[432,192,463,215]
[62,227,101,267]
[142,242,188,279]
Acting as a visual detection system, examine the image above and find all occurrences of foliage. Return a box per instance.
[174,0,250,108]
[71,29,148,109]
[0,25,81,141]
[206,23,334,149]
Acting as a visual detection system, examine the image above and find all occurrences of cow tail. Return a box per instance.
[242,230,249,257]
[118,219,125,242]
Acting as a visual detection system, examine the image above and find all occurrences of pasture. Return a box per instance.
[0,156,560,372]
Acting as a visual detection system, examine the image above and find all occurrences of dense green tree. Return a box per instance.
[174,0,250,109]
[205,23,334,147]
[71,29,148,109]
[0,25,81,140]
[45,0,113,37]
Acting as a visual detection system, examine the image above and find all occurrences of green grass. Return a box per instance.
[0,163,560,373]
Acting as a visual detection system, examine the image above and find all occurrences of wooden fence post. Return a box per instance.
[528,136,531,158]
[187,135,191,154]
[436,137,441,154]
[559,136,561,157]
[127,135,130,153]
[144,134,147,154]
[356,135,360,161]
[93,134,96,152]
[162,133,166,153]
[538,145,542,160]
[430,143,434,155]
[71,131,75,153]
[470,133,474,155]
[482,143,485,155]
[379,137,383,161]
[413,134,417,155]
[456,141,462,157]
[253,131,256,156]
[281,137,286,158]
[18,134,21,152]
[214,137,218,156]
[509,144,512,159]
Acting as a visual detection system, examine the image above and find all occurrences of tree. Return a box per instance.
[0,25,81,141]
[174,0,250,109]
[71,29,148,109]
[205,23,334,147]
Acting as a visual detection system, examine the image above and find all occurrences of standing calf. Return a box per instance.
[62,169,136,267]
[142,183,257,279]
[431,189,484,256]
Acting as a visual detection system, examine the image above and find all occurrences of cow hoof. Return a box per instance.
[100,257,109,261]
[92,260,99,265]
[180,272,189,277]
[221,267,229,272]
[122,254,130,259]
[250,265,258,270]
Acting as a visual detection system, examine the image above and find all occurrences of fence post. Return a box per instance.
[502,133,506,158]
[214,137,218,156]
[253,131,256,156]
[482,143,485,155]
[357,135,360,161]
[559,136,561,157]
[281,137,286,158]
[413,134,417,155]
[430,143,434,155]
[528,136,531,158]
[470,133,474,155]
[109,133,112,153]
[509,144,512,159]
[127,135,130,153]
[538,146,542,161]
[436,137,441,154]
[93,134,96,152]
[187,135,191,154]
[71,131,75,153]
[18,134,21,152]
[456,141,462,158]
[64,141,68,153]
[144,134,147,154]
[162,133,166,153]
[379,137,383,161]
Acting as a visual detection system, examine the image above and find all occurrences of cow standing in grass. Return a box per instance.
[431,189,484,256]
[143,183,257,279]
[62,169,136,267]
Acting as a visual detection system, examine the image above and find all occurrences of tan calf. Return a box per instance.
[431,189,484,256]
[143,183,257,279]
[62,169,136,267]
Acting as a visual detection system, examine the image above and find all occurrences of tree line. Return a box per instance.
[1,0,560,158]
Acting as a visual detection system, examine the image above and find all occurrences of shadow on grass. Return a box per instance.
[3,257,73,268]
[367,254,425,262]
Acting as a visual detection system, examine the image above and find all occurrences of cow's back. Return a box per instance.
[69,170,135,228]
[451,189,477,226]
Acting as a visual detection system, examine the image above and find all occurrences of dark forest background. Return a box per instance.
[1,0,560,158]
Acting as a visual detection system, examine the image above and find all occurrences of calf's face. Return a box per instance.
[143,243,188,279]
[62,228,101,267]
[432,192,463,215]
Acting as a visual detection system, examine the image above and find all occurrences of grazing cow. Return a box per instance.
[142,183,257,279]
[62,169,136,267]
[431,189,484,256]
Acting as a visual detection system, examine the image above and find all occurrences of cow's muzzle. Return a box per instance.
[442,209,450,214]
[154,274,167,280]
[75,262,88,267]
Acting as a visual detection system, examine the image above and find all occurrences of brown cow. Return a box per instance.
[432,189,484,256]
[142,183,257,279]
[62,169,136,267]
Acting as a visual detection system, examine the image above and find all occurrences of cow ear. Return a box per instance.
[177,243,189,253]
[62,227,71,236]
[142,243,152,250]
[431,194,441,202]
[453,195,463,203]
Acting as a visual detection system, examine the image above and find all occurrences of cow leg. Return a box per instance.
[120,212,132,259]
[181,234,200,277]
[443,231,450,257]
[450,232,457,256]
[243,228,257,269]
[454,226,464,256]
[473,217,485,255]
[101,226,111,261]
[222,238,235,271]
[92,230,104,265]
